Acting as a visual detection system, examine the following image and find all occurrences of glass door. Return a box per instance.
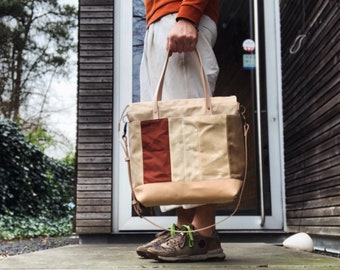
[113,0,284,232]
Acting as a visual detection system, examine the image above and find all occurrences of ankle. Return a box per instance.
[191,224,215,237]
[197,228,214,237]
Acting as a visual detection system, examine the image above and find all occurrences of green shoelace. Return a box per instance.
[169,224,177,237]
[180,225,194,248]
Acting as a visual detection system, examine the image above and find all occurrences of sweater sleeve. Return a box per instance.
[176,0,210,25]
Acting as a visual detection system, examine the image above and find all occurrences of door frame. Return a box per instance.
[112,0,285,233]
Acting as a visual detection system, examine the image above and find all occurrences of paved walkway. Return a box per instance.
[0,242,339,269]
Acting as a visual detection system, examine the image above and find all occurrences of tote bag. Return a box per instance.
[120,49,248,211]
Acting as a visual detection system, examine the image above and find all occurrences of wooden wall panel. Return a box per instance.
[76,0,114,234]
[280,0,340,236]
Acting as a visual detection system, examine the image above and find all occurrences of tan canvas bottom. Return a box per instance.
[134,178,243,207]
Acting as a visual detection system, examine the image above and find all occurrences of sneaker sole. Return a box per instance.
[136,249,151,259]
[156,249,226,262]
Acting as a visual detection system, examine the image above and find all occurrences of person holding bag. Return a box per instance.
[136,0,224,262]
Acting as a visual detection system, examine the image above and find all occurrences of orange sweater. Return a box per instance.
[145,0,219,27]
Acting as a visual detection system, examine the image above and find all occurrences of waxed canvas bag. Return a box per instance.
[120,50,248,213]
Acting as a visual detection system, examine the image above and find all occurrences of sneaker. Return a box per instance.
[136,224,178,258]
[146,224,226,262]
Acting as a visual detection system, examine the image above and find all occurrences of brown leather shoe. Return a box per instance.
[136,224,178,258]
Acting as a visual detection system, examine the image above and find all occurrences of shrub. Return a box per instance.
[0,214,73,240]
[0,119,75,219]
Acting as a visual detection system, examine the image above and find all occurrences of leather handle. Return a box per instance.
[152,48,213,119]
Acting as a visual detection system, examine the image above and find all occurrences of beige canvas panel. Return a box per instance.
[128,122,144,188]
[127,96,239,121]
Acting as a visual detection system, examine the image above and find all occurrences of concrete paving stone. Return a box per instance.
[0,243,339,269]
